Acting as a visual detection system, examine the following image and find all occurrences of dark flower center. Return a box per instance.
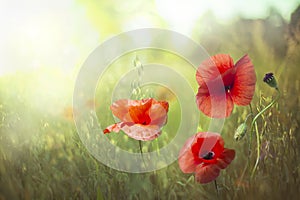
[225,85,231,92]
[139,115,151,125]
[142,120,149,125]
[200,151,215,160]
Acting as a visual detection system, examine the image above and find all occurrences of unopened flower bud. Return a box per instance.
[263,73,278,89]
[234,123,247,141]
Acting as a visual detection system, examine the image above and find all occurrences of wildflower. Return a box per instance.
[103,98,169,141]
[178,132,235,184]
[263,73,278,89]
[196,54,256,118]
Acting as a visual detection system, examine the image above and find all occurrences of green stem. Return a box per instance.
[139,140,143,154]
[248,104,254,170]
[250,89,281,178]
[214,180,219,197]
[139,140,146,166]
[248,104,254,151]
[251,121,260,177]
[244,113,253,124]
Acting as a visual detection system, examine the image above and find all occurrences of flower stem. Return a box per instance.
[248,104,254,150]
[214,180,219,197]
[248,104,254,169]
[250,89,281,178]
[139,140,143,154]
[139,140,146,166]
[244,113,253,124]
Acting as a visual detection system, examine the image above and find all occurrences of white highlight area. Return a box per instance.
[0,0,99,76]
[155,0,299,34]
[155,0,209,34]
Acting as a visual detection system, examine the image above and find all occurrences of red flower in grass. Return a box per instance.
[178,132,235,184]
[103,98,169,141]
[196,54,256,118]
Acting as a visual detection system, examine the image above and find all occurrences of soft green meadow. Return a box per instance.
[1,6,300,200]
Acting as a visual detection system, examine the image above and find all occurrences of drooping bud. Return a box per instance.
[263,73,278,89]
[234,123,248,141]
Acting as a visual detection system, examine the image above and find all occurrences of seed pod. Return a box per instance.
[234,123,247,141]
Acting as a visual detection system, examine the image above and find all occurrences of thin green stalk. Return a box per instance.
[248,104,254,153]
[251,89,281,178]
[248,104,255,170]
[214,180,219,198]
[139,140,143,154]
[139,140,146,166]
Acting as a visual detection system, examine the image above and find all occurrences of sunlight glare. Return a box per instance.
[155,0,209,35]
[155,0,300,34]
[0,0,99,77]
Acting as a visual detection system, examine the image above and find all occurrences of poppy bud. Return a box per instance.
[234,123,247,141]
[263,73,278,89]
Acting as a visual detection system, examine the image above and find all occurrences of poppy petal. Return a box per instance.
[221,67,236,87]
[153,99,169,111]
[120,124,161,141]
[128,98,153,124]
[149,101,169,126]
[110,99,133,122]
[216,149,236,169]
[178,134,199,173]
[196,54,234,86]
[103,122,123,134]
[196,87,234,118]
[231,54,256,105]
[195,163,221,184]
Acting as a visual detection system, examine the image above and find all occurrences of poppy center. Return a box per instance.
[200,151,215,160]
[139,115,151,125]
[225,85,232,93]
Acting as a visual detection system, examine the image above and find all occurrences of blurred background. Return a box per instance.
[1,0,300,199]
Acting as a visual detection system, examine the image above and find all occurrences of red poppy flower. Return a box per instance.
[196,54,256,118]
[178,132,235,184]
[103,98,169,141]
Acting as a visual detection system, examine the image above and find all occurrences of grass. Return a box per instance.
[1,10,300,199]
